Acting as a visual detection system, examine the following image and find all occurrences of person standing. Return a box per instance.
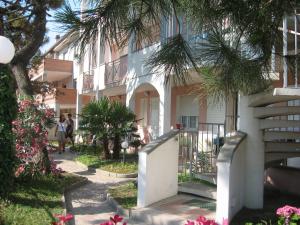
[55,114,66,154]
[66,113,75,148]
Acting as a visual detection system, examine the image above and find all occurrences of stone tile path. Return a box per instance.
[52,151,136,225]
[52,150,216,225]
[131,194,216,225]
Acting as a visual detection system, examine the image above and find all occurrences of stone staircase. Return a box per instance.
[249,88,300,164]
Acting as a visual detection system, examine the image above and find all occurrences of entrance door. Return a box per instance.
[150,97,159,140]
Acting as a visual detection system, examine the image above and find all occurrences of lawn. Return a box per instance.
[0,173,84,225]
[75,154,138,174]
[178,173,217,187]
[108,182,137,209]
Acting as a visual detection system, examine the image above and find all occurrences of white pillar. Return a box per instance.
[283,15,288,88]
[76,92,82,130]
[239,95,264,208]
[295,11,298,88]
[54,103,60,117]
[159,84,171,135]
[216,162,230,224]
[95,90,102,101]
[126,90,135,112]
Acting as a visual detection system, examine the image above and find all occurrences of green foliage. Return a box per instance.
[0,66,17,199]
[79,97,137,159]
[0,173,84,225]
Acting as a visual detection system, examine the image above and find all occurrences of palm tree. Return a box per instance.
[56,0,298,132]
[79,97,112,159]
[79,97,137,159]
[109,101,136,159]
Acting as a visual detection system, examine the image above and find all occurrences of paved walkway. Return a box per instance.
[52,151,135,225]
[52,150,216,225]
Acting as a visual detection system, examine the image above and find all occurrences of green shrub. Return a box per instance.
[0,66,17,199]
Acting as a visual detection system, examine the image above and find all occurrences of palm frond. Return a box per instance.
[147,34,198,85]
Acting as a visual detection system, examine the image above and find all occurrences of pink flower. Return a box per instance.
[110,215,123,223]
[277,205,298,217]
[100,222,114,225]
[185,221,195,225]
[296,208,300,216]
[15,165,25,177]
[33,125,40,134]
[54,213,73,222]
[222,218,229,225]
[196,216,207,223]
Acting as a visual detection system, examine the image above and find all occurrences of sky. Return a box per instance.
[40,0,80,53]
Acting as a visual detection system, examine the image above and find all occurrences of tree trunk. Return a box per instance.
[113,134,121,160]
[225,92,238,134]
[10,63,34,96]
[103,137,110,160]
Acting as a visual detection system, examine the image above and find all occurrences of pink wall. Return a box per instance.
[134,90,159,126]
[109,94,126,105]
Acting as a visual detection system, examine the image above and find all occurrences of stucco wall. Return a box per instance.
[137,131,179,207]
[216,132,247,224]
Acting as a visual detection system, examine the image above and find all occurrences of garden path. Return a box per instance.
[52,150,138,225]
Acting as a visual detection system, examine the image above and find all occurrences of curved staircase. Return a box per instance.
[249,88,300,164]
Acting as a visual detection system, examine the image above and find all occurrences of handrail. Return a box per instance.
[82,71,94,92]
[105,55,128,86]
[140,130,179,155]
[217,131,247,163]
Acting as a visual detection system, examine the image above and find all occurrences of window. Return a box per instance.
[181,116,198,129]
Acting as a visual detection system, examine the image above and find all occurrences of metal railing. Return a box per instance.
[82,71,94,93]
[105,55,128,87]
[178,123,225,179]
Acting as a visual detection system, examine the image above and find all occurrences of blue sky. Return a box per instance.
[41,0,80,53]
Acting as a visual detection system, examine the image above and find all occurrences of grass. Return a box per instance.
[108,182,137,209]
[0,173,84,225]
[49,140,72,147]
[75,154,138,174]
[178,173,217,187]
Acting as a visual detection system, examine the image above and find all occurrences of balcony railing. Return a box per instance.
[105,55,128,87]
[29,58,73,81]
[82,71,94,93]
[36,87,76,105]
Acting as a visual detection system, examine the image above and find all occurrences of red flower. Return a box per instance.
[110,215,123,223]
[185,220,195,225]
[54,213,73,222]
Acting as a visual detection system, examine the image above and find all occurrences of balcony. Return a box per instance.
[36,87,76,106]
[82,71,94,93]
[105,55,128,88]
[29,58,73,82]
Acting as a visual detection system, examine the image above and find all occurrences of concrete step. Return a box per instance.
[265,152,300,162]
[264,131,300,141]
[254,106,300,119]
[248,88,300,107]
[178,182,217,200]
[260,119,300,130]
[265,142,300,152]
[131,194,215,225]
